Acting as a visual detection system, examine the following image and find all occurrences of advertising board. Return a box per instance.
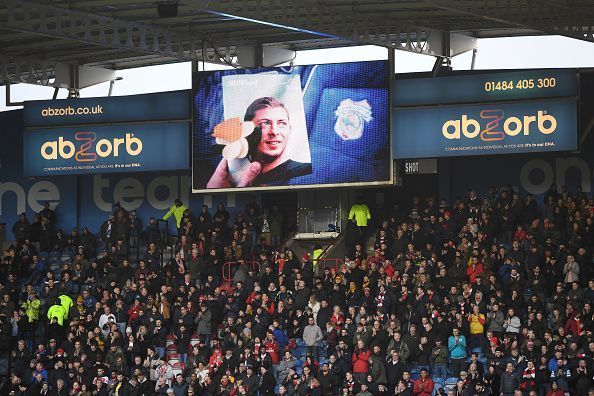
[23,91,191,176]
[24,122,189,176]
[393,69,578,106]
[24,90,190,127]
[393,100,577,159]
[392,69,578,159]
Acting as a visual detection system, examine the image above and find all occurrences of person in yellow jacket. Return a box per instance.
[349,198,371,238]
[22,292,41,322]
[58,294,73,320]
[163,199,187,236]
[468,304,486,350]
[312,246,324,275]
[47,298,67,326]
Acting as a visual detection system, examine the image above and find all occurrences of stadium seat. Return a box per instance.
[165,335,176,347]
[168,353,179,361]
[432,379,445,396]
[444,376,458,391]
[171,362,185,377]
[166,345,177,357]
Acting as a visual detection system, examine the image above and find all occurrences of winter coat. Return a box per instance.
[499,371,520,394]
[163,204,187,228]
[352,348,371,374]
[195,310,212,335]
[369,354,387,384]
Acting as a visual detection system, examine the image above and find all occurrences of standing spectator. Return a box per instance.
[349,198,371,243]
[100,216,116,253]
[303,316,323,363]
[387,350,406,389]
[172,373,188,396]
[244,206,260,249]
[40,202,57,225]
[163,199,187,237]
[468,304,486,351]
[352,339,371,383]
[195,303,212,345]
[499,362,520,396]
[12,213,30,246]
[448,328,467,378]
[430,339,448,379]
[503,308,521,334]
[269,205,284,248]
[259,365,276,395]
[563,255,579,284]
[259,209,272,247]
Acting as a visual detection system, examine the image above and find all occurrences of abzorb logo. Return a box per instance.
[442,110,557,141]
[40,132,143,162]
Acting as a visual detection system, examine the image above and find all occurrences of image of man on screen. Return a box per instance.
[207,97,312,188]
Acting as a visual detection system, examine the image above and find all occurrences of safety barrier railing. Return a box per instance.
[221,261,260,284]
[315,258,343,273]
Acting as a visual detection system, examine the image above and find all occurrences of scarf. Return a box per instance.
[523,367,536,378]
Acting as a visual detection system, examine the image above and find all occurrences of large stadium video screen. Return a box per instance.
[192,60,390,192]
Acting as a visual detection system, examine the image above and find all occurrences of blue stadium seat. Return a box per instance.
[444,376,458,391]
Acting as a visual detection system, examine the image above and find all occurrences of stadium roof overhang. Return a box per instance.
[1,0,594,87]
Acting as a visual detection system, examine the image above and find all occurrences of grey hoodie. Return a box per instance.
[303,324,323,346]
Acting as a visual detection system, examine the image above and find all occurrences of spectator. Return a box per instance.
[303,316,323,362]
[352,339,370,383]
[412,367,434,396]
[12,213,30,246]
[503,308,521,334]
[500,362,520,396]
[448,328,467,378]
[430,339,448,379]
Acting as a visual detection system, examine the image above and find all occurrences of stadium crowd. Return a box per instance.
[0,184,593,396]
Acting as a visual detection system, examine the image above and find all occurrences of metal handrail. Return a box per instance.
[221,260,260,283]
[315,258,343,272]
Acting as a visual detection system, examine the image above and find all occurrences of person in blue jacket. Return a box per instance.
[448,327,467,378]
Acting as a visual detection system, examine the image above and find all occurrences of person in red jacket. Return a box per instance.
[351,339,371,383]
[127,298,142,323]
[413,368,434,396]
[564,312,582,336]
[466,257,484,284]
[545,380,564,396]
[330,305,344,330]
[263,331,280,364]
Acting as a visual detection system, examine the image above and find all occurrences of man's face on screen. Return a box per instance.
[253,106,290,160]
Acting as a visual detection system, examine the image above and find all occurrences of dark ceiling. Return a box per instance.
[1,0,594,84]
